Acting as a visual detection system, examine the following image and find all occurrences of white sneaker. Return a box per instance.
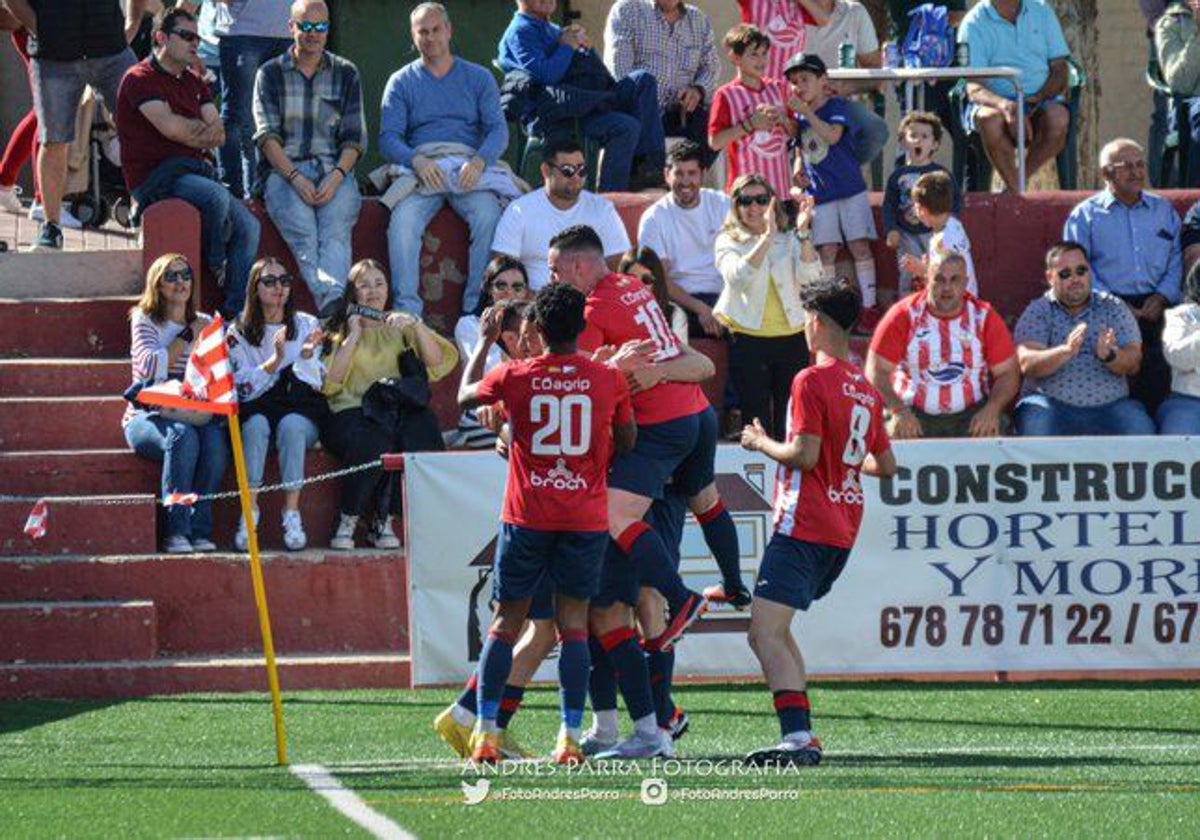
[330,513,358,551]
[0,185,22,213]
[191,538,217,552]
[165,535,194,554]
[234,507,260,552]
[28,202,82,229]
[370,515,400,549]
[580,728,620,757]
[593,728,673,760]
[281,509,307,551]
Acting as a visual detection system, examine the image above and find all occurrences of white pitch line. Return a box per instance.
[291,763,417,840]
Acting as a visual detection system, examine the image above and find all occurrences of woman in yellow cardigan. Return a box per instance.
[322,258,458,550]
[714,175,823,438]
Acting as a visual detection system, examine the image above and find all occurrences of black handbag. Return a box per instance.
[240,367,331,431]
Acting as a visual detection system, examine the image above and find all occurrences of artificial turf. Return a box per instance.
[2,681,1199,838]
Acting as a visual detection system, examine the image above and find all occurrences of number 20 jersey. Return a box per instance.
[774,358,891,549]
[475,353,633,532]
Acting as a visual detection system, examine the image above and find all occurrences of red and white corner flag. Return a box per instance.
[24,499,48,539]
[137,316,238,416]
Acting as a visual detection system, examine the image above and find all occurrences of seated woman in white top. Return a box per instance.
[226,257,328,551]
[1158,263,1200,435]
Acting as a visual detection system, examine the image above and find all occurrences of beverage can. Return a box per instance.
[839,40,856,68]
[956,41,970,67]
[883,42,900,69]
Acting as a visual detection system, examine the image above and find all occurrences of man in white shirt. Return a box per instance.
[491,138,630,290]
[637,140,729,338]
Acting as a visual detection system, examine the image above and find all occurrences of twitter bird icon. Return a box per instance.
[462,778,491,806]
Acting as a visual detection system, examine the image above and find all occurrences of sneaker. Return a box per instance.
[469,731,503,764]
[580,728,619,757]
[281,509,307,551]
[164,535,193,554]
[499,729,536,760]
[656,592,708,652]
[0,185,21,213]
[594,728,673,760]
[28,203,82,229]
[551,733,584,766]
[744,735,823,768]
[370,515,400,549]
[234,507,260,552]
[191,538,217,552]
[668,708,690,741]
[32,221,62,251]
[433,706,473,759]
[330,513,358,551]
[702,582,752,611]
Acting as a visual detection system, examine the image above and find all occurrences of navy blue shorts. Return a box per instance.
[494,524,607,603]
[592,539,640,609]
[754,534,850,611]
[527,574,555,620]
[609,406,717,500]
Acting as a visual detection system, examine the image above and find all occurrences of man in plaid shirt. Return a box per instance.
[603,0,720,164]
[253,0,364,309]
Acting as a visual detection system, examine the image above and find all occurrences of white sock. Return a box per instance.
[479,718,499,734]
[854,258,877,307]
[561,723,582,742]
[783,729,813,746]
[451,703,475,727]
[633,713,658,738]
[593,709,619,737]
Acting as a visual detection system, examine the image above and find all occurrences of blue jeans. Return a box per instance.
[580,69,665,191]
[169,173,261,317]
[218,34,290,198]
[124,412,229,541]
[264,160,362,310]
[1014,394,1157,437]
[241,412,320,489]
[387,189,502,316]
[1156,392,1200,435]
[844,96,888,167]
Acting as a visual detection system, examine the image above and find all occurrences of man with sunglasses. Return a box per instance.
[253,0,363,310]
[1013,241,1157,437]
[1064,138,1182,417]
[2,0,144,250]
[116,7,260,318]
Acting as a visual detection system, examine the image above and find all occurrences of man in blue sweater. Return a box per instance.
[381,2,509,316]
[498,0,664,191]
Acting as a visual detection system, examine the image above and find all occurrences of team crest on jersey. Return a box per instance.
[749,128,789,159]
[800,127,829,166]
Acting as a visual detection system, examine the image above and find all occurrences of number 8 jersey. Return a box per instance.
[774,357,891,548]
[475,353,633,532]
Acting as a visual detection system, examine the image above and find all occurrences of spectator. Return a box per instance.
[786,53,879,324]
[603,0,720,161]
[1158,261,1200,433]
[253,0,363,311]
[1013,242,1157,437]
[4,0,142,249]
[1143,0,1170,185]
[122,253,229,554]
[958,0,1071,193]
[212,0,291,198]
[1155,0,1200,182]
[116,7,260,318]
[1063,138,1180,416]
[0,22,38,215]
[498,0,664,191]
[321,259,458,551]
[899,169,976,294]
[708,24,795,199]
[618,245,688,342]
[491,138,631,291]
[714,176,820,438]
[637,140,730,339]
[382,2,508,318]
[226,257,328,552]
[865,250,1018,438]
[736,0,820,81]
[177,1,222,96]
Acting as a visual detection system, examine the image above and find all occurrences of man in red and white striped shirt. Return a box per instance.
[865,251,1020,438]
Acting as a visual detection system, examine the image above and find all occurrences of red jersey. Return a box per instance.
[116,57,212,192]
[708,78,793,198]
[475,353,633,532]
[869,291,1016,416]
[736,0,815,80]
[773,357,890,548]
[577,273,710,426]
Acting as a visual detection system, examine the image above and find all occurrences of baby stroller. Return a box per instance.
[64,92,135,230]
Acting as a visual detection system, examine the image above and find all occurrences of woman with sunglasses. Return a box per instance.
[714,174,822,438]
[226,257,327,551]
[322,258,458,550]
[618,245,689,345]
[123,254,229,554]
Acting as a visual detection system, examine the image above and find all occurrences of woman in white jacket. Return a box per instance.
[227,257,327,551]
[714,175,822,437]
[1157,263,1200,435]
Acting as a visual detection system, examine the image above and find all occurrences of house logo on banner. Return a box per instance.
[462,466,775,661]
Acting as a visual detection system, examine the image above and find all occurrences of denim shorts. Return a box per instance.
[493,523,607,603]
[753,533,850,610]
[31,49,135,143]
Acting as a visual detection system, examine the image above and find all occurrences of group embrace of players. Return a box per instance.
[435,224,897,767]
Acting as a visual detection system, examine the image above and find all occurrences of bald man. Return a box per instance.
[253,0,365,309]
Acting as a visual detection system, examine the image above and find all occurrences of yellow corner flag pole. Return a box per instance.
[227,412,289,766]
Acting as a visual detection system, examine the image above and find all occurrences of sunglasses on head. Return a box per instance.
[550,162,587,179]
[736,194,772,207]
[492,280,527,292]
[169,29,201,44]
[260,274,294,288]
[162,268,193,284]
[1056,265,1090,280]
[294,20,330,33]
